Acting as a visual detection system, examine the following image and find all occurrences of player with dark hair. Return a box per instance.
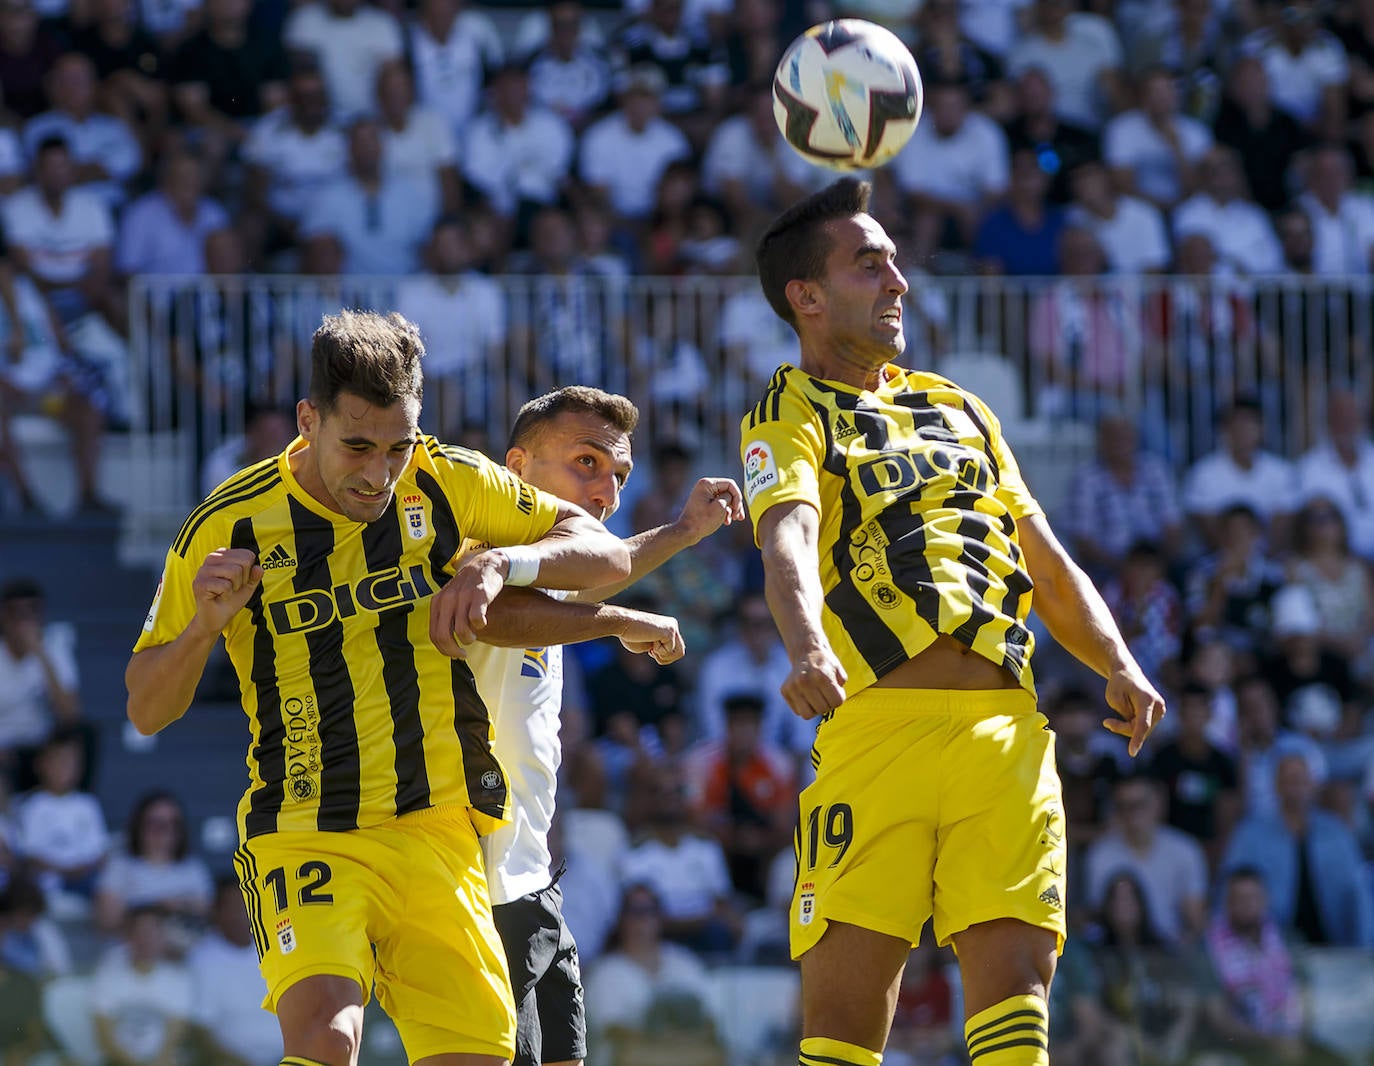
[742,178,1164,1066]
[126,310,632,1066]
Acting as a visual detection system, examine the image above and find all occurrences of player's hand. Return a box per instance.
[1102,663,1166,758]
[781,643,847,720]
[191,548,262,635]
[675,477,746,543]
[617,610,685,665]
[430,549,507,658]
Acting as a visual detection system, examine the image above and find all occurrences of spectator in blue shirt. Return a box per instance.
[975,148,1068,275]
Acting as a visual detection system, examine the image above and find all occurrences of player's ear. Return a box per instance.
[296,399,317,441]
[506,445,528,476]
[785,278,823,318]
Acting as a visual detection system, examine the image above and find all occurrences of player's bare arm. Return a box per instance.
[125,547,263,736]
[468,586,685,664]
[573,476,746,602]
[757,499,848,719]
[1017,512,1165,757]
[430,505,631,656]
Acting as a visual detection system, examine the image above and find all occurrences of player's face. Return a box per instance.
[813,214,908,368]
[506,410,632,522]
[295,391,420,523]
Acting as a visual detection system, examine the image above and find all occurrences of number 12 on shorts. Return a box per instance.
[803,803,853,869]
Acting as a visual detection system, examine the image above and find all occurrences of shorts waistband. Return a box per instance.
[844,686,1038,717]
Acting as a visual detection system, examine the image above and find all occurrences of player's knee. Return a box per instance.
[281,1018,360,1066]
[276,978,365,1066]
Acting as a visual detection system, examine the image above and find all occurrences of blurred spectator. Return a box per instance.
[960,0,1032,58]
[1049,685,1120,849]
[1213,54,1310,213]
[406,0,502,138]
[693,591,800,752]
[643,160,700,274]
[200,402,295,496]
[719,268,801,395]
[115,149,228,277]
[1184,504,1287,658]
[22,54,141,211]
[0,579,78,771]
[0,876,51,1063]
[587,637,690,782]
[1239,0,1349,138]
[1067,158,1171,273]
[579,64,691,223]
[0,0,64,121]
[1296,389,1374,559]
[720,0,785,94]
[1173,145,1284,274]
[1285,496,1374,662]
[582,884,718,1061]
[462,60,574,222]
[619,767,736,955]
[1003,66,1102,205]
[1298,142,1374,274]
[1146,681,1241,852]
[1186,636,1242,752]
[548,811,621,967]
[892,78,1010,266]
[915,0,1010,117]
[187,877,281,1066]
[686,692,794,901]
[1221,752,1374,947]
[1084,775,1209,944]
[973,147,1066,276]
[1276,202,1316,271]
[375,60,461,217]
[613,0,728,126]
[525,0,611,130]
[92,907,194,1066]
[12,728,106,917]
[134,0,199,51]
[283,0,402,123]
[240,65,347,265]
[300,117,438,276]
[1264,584,1356,710]
[1006,0,1125,130]
[1104,65,1213,211]
[68,0,167,147]
[1181,399,1295,545]
[885,940,960,1066]
[1334,0,1374,120]
[1127,0,1229,120]
[0,866,70,978]
[93,790,212,937]
[395,217,506,428]
[168,0,290,169]
[1063,412,1183,574]
[1102,540,1184,686]
[1234,673,1328,820]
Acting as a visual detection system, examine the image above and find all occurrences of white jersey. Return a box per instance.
[468,591,568,906]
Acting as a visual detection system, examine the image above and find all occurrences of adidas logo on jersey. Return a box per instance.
[834,413,859,442]
[1038,884,1062,909]
[261,545,297,571]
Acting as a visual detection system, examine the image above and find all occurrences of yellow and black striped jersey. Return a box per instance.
[741,363,1042,699]
[134,435,562,842]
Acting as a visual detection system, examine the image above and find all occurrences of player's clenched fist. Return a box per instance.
[781,642,848,720]
[192,548,263,634]
[431,549,506,658]
[617,611,685,665]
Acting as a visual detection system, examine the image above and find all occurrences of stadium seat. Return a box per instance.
[706,965,799,1066]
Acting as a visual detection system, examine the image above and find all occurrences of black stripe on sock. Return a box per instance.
[965,1007,1046,1043]
[969,1036,1050,1061]
[967,1021,1049,1054]
[799,1053,869,1066]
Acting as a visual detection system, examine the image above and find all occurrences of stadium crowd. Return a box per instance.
[0,0,1371,1061]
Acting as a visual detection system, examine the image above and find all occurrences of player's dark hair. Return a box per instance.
[34,134,69,159]
[308,310,424,417]
[127,789,190,862]
[507,386,639,451]
[0,578,42,604]
[755,178,872,330]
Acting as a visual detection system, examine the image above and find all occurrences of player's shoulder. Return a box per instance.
[740,364,817,431]
[171,455,285,560]
[416,433,488,475]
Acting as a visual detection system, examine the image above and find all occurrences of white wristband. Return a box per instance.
[497,546,541,587]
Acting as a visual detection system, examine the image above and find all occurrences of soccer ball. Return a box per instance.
[773,19,924,172]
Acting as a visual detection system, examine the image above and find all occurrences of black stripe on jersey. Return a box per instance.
[232,845,268,959]
[895,388,1002,481]
[948,512,1003,658]
[361,504,431,816]
[425,439,482,469]
[288,497,362,831]
[415,469,508,822]
[236,517,287,839]
[747,367,789,431]
[173,461,281,558]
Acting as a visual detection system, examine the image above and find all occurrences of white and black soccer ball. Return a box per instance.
[773,19,924,172]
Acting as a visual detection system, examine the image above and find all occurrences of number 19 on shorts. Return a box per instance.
[803,802,853,870]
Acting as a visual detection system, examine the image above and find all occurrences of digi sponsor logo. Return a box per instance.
[743,441,777,503]
[266,565,436,636]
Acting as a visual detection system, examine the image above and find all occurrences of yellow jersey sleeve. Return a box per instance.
[429,442,562,552]
[740,388,824,546]
[965,392,1042,522]
[133,544,201,653]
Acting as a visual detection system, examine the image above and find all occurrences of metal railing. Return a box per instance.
[119,272,1374,567]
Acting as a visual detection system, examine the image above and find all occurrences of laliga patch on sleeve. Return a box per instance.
[743,441,778,504]
[143,571,165,633]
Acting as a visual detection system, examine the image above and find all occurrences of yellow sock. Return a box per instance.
[280,1058,331,1066]
[798,1035,882,1066]
[963,994,1049,1064]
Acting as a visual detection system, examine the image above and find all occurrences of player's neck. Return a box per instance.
[799,346,888,392]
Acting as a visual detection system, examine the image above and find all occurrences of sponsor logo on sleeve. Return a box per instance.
[142,572,165,632]
[743,441,777,503]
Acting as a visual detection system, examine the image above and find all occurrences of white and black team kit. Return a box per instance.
[467,598,587,1066]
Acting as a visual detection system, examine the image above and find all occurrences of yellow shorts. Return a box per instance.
[790,687,1066,960]
[234,805,516,1061]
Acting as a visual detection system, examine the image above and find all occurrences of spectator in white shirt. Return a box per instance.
[1182,396,1296,545]
[579,64,691,223]
[613,0,728,131]
[1277,203,1316,273]
[1297,388,1374,560]
[374,59,461,216]
[406,0,502,138]
[892,78,1010,263]
[0,580,79,763]
[94,791,213,936]
[1239,0,1348,138]
[1067,157,1171,273]
[1299,143,1374,275]
[92,908,194,1066]
[1007,0,1126,130]
[283,0,402,122]
[14,729,106,914]
[23,52,140,211]
[461,60,574,220]
[1104,65,1212,210]
[525,0,611,131]
[1172,146,1284,274]
[116,149,230,277]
